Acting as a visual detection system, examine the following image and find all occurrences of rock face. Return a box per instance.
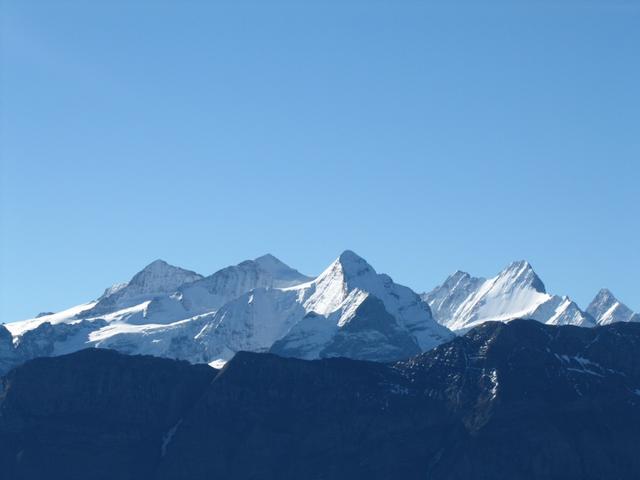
[423,261,595,331]
[0,349,215,480]
[3,320,640,480]
[0,325,17,374]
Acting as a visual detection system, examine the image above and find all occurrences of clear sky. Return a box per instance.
[1,0,638,321]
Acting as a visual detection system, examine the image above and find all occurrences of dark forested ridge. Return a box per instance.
[2,320,640,480]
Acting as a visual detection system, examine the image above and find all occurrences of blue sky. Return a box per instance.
[1,0,638,321]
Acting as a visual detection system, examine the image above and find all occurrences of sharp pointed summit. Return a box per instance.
[498,260,546,293]
[587,289,638,325]
[315,250,378,289]
[269,250,453,360]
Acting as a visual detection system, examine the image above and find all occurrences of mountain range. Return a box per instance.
[3,319,640,480]
[1,252,637,374]
[421,260,638,331]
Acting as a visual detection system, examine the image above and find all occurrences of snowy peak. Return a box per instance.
[335,250,381,284]
[530,295,595,327]
[587,289,637,325]
[424,260,606,331]
[253,254,313,286]
[253,253,287,269]
[452,261,549,330]
[337,249,372,272]
[593,288,616,304]
[422,270,484,325]
[297,251,376,317]
[172,254,312,318]
[424,260,556,331]
[446,270,475,286]
[497,260,546,294]
[82,260,203,317]
[274,250,453,358]
[320,250,376,284]
[98,283,127,301]
[127,259,203,293]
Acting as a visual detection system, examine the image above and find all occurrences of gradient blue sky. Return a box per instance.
[1,0,639,321]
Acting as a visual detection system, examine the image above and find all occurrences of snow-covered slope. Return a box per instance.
[423,261,593,331]
[587,289,639,325]
[6,302,98,337]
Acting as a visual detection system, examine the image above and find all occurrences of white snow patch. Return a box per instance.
[209,359,227,369]
[6,302,98,337]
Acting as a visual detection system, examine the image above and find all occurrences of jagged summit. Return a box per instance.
[423,260,591,331]
[316,250,376,285]
[587,288,638,325]
[498,260,546,293]
[448,270,472,281]
[336,249,372,270]
[270,250,452,360]
[594,288,615,299]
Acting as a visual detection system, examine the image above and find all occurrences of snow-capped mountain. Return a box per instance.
[1,251,451,373]
[91,251,453,366]
[85,259,204,317]
[3,252,636,375]
[422,261,594,331]
[171,254,312,320]
[270,250,452,361]
[2,254,313,370]
[587,289,639,325]
[74,254,311,328]
[529,295,595,327]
